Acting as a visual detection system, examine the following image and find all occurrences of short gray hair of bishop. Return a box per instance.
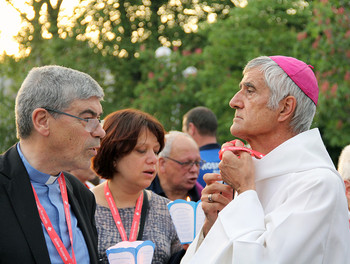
[158,131,197,158]
[244,56,316,134]
[15,65,104,139]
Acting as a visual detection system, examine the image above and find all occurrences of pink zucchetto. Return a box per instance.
[270,56,319,105]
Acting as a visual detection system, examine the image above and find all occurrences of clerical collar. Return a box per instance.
[17,143,59,185]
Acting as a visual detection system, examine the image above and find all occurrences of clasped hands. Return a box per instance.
[201,139,257,236]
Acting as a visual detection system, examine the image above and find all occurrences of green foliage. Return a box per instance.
[0,77,17,152]
[0,0,349,166]
[0,0,235,153]
[0,56,31,152]
[131,47,205,130]
[70,0,235,116]
[294,0,350,161]
[149,0,311,143]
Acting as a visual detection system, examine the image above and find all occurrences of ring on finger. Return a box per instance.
[208,193,214,203]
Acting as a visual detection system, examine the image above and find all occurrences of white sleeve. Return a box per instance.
[221,175,350,264]
[182,172,350,264]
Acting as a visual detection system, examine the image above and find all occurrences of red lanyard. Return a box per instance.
[104,182,143,241]
[219,139,265,160]
[31,173,76,264]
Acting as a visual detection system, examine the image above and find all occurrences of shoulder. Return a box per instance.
[294,168,342,186]
[146,190,172,210]
[0,145,20,173]
[91,182,108,206]
[63,171,94,200]
[144,190,176,229]
[199,144,221,161]
[64,171,85,187]
[0,145,27,183]
[0,144,17,158]
[199,143,221,151]
[287,168,344,199]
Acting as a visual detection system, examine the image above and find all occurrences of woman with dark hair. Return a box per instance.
[92,109,182,264]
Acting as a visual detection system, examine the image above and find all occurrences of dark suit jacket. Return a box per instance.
[0,144,99,263]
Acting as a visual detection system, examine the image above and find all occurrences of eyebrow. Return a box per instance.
[239,81,256,89]
[137,141,161,148]
[79,109,101,118]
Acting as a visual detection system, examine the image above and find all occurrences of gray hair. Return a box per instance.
[159,131,196,157]
[338,145,350,181]
[15,65,104,139]
[244,56,316,134]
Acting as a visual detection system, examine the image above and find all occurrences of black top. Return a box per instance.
[147,175,201,202]
[0,144,99,264]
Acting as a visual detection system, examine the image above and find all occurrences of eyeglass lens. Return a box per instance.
[189,161,200,167]
[85,119,101,132]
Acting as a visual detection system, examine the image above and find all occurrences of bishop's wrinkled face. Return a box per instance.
[229,67,280,142]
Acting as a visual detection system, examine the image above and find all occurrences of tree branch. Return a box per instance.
[4,0,30,23]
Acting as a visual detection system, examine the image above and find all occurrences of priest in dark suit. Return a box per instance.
[0,65,106,263]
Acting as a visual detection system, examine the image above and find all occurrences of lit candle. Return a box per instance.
[186,196,191,202]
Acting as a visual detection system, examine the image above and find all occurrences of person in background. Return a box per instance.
[69,167,100,189]
[0,65,105,263]
[91,109,183,264]
[182,106,221,188]
[338,145,350,218]
[148,131,203,202]
[181,55,350,263]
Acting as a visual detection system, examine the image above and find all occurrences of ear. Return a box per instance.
[277,95,296,122]
[344,180,350,201]
[32,108,51,137]
[158,157,167,173]
[187,122,196,136]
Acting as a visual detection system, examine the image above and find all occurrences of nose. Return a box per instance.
[229,91,243,109]
[147,151,158,164]
[92,123,106,138]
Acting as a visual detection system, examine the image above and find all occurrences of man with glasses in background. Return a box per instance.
[148,131,204,202]
[0,65,106,263]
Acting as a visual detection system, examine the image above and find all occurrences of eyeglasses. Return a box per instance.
[164,156,205,170]
[43,107,102,133]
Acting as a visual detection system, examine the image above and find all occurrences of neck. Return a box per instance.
[20,139,61,175]
[107,178,143,208]
[165,189,189,201]
[193,135,217,148]
[159,177,189,201]
[246,128,296,154]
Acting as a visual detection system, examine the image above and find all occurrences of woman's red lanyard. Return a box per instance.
[31,173,76,264]
[104,182,143,241]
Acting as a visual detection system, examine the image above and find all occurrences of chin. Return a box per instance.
[230,126,247,140]
[143,179,153,189]
[230,125,240,137]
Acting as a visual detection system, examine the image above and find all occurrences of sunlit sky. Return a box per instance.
[0,0,79,56]
[0,0,23,55]
[0,0,247,57]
